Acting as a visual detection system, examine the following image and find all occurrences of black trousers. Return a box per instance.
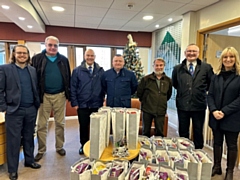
[212,129,239,151]
[177,109,205,149]
[5,106,37,173]
[77,108,98,148]
[142,111,165,137]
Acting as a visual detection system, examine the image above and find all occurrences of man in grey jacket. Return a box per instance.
[172,44,214,149]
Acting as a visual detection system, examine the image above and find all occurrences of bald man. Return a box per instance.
[70,49,105,154]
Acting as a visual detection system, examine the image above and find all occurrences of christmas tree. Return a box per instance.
[123,34,144,85]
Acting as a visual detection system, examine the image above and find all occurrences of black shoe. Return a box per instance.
[9,172,18,180]
[34,153,44,162]
[79,148,84,155]
[25,162,41,169]
[57,148,66,156]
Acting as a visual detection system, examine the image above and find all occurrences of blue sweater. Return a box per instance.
[16,65,34,107]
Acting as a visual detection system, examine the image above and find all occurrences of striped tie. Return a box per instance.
[88,66,92,74]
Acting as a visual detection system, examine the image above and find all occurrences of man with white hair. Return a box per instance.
[137,58,172,137]
[32,36,71,161]
[172,43,213,149]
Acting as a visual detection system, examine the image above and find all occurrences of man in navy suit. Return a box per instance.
[0,45,41,180]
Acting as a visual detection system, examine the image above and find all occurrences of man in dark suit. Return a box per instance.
[172,44,214,149]
[0,45,41,180]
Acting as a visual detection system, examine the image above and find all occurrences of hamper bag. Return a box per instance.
[193,149,212,180]
[89,112,108,159]
[98,106,112,146]
[180,149,200,180]
[125,161,145,180]
[126,108,140,149]
[108,160,129,180]
[111,108,126,148]
[92,160,112,180]
[70,157,93,180]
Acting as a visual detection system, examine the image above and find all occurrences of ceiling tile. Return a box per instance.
[75,6,108,17]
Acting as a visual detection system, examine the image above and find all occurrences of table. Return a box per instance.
[83,140,141,161]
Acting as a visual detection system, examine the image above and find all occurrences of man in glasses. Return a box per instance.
[32,36,71,161]
[0,45,41,180]
[172,43,214,149]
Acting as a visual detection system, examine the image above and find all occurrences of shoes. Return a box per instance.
[25,162,41,169]
[57,148,66,156]
[34,153,44,162]
[79,148,84,155]
[9,172,18,180]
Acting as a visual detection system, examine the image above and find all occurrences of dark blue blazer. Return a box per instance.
[0,64,40,114]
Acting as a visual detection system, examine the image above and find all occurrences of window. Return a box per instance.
[116,49,124,55]
[0,43,5,65]
[75,47,84,67]
[87,46,111,70]
[41,44,68,58]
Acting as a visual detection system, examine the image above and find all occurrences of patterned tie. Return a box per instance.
[88,66,92,74]
[189,63,194,76]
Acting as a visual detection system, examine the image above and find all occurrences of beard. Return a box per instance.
[154,70,163,75]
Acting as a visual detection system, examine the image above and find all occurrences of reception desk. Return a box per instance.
[0,113,6,165]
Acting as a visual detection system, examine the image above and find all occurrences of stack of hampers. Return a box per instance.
[135,136,212,180]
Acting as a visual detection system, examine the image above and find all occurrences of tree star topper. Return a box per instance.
[127,34,137,47]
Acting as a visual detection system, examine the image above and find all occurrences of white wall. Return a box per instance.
[138,47,152,75]
[25,42,41,58]
[197,0,240,29]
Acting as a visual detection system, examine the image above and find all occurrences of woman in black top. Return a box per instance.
[208,47,240,180]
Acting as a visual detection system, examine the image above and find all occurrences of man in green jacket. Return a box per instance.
[137,58,172,137]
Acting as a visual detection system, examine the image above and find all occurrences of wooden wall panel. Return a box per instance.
[0,23,151,47]
[206,34,240,72]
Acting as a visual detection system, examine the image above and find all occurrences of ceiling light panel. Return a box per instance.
[52,6,64,12]
[143,15,153,20]
[1,5,10,9]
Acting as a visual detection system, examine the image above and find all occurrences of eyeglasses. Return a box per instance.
[186,50,198,53]
[15,52,28,55]
[47,43,58,48]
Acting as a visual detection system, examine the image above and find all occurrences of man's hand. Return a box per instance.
[73,106,78,110]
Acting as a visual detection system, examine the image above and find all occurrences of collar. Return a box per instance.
[86,63,94,70]
[15,63,27,69]
[187,60,197,68]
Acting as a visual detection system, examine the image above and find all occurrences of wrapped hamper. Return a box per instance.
[126,108,141,149]
[152,136,165,154]
[108,160,129,180]
[92,160,112,180]
[167,148,184,169]
[90,112,107,159]
[155,147,170,166]
[163,137,177,149]
[111,108,126,148]
[180,149,200,180]
[70,158,93,180]
[176,137,195,150]
[159,164,176,180]
[125,161,145,180]
[98,106,112,146]
[138,135,152,148]
[175,166,189,180]
[138,145,153,163]
[193,150,212,180]
[144,163,159,179]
